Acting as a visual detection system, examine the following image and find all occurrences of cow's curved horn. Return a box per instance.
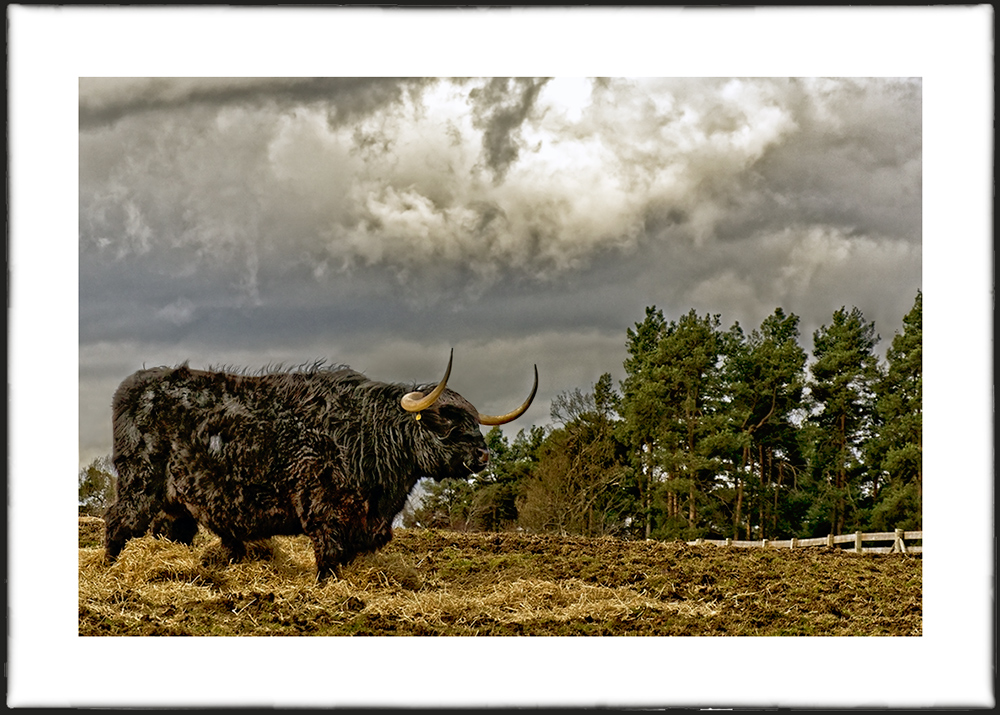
[479,365,538,426]
[401,349,453,413]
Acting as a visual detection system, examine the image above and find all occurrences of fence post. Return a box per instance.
[725,538,732,547]
[854,531,863,553]
[696,538,704,546]
[827,534,834,548]
[790,537,798,549]
[762,538,768,549]
[894,528,907,554]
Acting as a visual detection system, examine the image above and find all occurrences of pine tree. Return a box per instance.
[619,306,668,539]
[805,306,880,535]
[868,291,922,530]
[651,310,727,539]
[468,426,544,531]
[725,309,808,539]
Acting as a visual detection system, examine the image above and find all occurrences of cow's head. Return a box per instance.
[402,350,538,481]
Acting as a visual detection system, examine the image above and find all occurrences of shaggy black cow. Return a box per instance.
[104,351,537,580]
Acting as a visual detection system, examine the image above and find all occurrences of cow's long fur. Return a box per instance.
[105,362,491,579]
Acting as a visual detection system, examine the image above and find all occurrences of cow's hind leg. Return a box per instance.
[169,513,199,545]
[150,510,199,546]
[104,494,160,560]
[105,452,171,560]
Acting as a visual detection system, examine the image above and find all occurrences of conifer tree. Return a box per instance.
[472,426,546,531]
[726,308,808,539]
[651,310,727,539]
[805,306,880,535]
[869,291,922,530]
[619,306,668,538]
[469,427,521,531]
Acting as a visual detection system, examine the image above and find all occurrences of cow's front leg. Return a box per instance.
[308,530,346,582]
[295,468,372,581]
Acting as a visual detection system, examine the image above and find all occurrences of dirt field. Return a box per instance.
[78,517,921,636]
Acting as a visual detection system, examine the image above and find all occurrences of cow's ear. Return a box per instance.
[417,403,455,431]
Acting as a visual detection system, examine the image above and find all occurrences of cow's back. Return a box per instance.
[112,365,218,461]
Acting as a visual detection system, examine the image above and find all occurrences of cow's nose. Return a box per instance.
[477,448,490,467]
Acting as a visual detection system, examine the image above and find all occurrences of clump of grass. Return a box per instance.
[351,551,424,591]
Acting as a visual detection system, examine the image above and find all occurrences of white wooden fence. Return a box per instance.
[688,528,922,554]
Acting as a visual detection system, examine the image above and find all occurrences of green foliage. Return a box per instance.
[618,305,670,539]
[868,480,922,532]
[723,308,809,540]
[404,298,920,541]
[404,478,477,531]
[519,374,631,537]
[869,291,922,528]
[649,311,729,536]
[805,306,881,535]
[78,456,117,517]
[469,427,534,531]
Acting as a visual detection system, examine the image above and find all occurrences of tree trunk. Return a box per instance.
[734,475,743,540]
[735,443,750,540]
[917,429,923,520]
[771,452,780,537]
[644,443,652,539]
[835,412,847,534]
[758,443,766,539]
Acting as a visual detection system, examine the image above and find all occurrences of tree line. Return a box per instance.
[405,292,922,541]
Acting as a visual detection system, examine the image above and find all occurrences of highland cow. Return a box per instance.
[104,351,537,580]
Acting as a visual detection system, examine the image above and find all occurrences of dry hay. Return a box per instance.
[78,518,921,637]
[357,577,717,633]
[78,515,105,548]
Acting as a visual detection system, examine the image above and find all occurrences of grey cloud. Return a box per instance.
[621,222,920,358]
[730,78,922,243]
[628,79,916,244]
[79,77,437,130]
[469,77,551,184]
[82,77,923,305]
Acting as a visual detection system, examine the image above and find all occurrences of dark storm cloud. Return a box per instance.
[79,77,437,130]
[713,78,922,244]
[468,77,551,183]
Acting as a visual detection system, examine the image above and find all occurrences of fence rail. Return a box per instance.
[688,528,922,554]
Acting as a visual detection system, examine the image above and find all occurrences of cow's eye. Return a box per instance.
[437,407,463,425]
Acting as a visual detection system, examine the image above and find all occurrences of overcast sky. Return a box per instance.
[10,6,993,709]
[77,75,923,467]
